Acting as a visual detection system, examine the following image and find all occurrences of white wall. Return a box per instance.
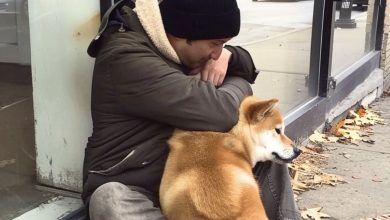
[29,0,100,192]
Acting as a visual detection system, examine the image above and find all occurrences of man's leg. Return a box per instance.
[253,161,301,220]
[89,182,165,220]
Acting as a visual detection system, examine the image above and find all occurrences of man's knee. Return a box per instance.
[89,182,128,219]
[91,182,128,201]
[89,182,166,220]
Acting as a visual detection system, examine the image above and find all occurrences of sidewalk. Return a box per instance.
[296,91,390,219]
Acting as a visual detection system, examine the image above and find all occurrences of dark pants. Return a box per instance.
[254,161,301,220]
[89,162,300,220]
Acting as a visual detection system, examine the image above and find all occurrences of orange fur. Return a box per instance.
[160,96,299,220]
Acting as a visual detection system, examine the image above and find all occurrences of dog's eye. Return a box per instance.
[275,128,281,134]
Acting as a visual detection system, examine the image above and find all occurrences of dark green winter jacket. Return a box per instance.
[82,1,259,204]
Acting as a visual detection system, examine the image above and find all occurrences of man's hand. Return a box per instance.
[200,48,232,87]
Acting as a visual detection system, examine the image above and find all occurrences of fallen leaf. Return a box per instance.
[361,213,390,220]
[342,125,361,130]
[301,207,331,220]
[313,175,322,184]
[291,171,309,192]
[331,120,345,136]
[320,173,347,185]
[338,128,362,141]
[309,130,328,144]
[357,107,367,117]
[305,145,325,154]
[362,138,375,144]
[326,136,339,143]
[290,145,345,193]
[349,110,360,119]
[350,140,360,146]
[372,176,383,182]
[340,152,351,159]
[346,107,385,128]
[337,138,350,145]
[344,119,355,124]
[382,213,390,218]
[292,180,308,192]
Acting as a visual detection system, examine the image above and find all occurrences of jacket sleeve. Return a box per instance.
[225,45,260,84]
[105,42,253,132]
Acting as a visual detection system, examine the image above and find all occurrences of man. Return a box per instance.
[83,0,300,219]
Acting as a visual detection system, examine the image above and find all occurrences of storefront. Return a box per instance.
[0,0,387,218]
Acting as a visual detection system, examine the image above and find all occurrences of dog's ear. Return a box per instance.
[246,99,279,123]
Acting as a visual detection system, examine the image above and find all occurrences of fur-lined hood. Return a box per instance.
[135,0,181,64]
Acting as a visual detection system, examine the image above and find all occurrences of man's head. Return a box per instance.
[159,0,240,69]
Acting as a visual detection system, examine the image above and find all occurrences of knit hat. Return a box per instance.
[159,0,241,40]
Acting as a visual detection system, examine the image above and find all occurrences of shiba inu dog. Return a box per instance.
[160,96,301,220]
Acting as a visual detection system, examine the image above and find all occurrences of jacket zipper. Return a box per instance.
[89,149,135,175]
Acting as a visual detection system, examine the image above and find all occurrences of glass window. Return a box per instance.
[0,0,57,219]
[232,0,315,113]
[331,0,375,75]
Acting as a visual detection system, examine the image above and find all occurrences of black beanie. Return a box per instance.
[159,0,241,40]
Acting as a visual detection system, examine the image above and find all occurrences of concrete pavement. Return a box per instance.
[297,91,390,219]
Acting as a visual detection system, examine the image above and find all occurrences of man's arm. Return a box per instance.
[106,43,252,132]
[225,45,259,84]
[197,46,259,86]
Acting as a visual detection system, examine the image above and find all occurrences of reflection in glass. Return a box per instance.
[233,0,315,113]
[0,0,56,219]
[332,0,373,75]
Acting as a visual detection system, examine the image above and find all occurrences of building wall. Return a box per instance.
[29,1,100,192]
[381,0,390,90]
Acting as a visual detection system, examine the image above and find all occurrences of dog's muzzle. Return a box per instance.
[293,146,302,156]
[272,146,301,163]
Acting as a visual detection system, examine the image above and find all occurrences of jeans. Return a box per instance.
[89,162,301,220]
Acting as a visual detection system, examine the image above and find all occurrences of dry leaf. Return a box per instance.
[305,145,324,154]
[291,170,309,192]
[357,107,366,117]
[313,175,322,184]
[372,175,383,182]
[362,138,375,144]
[320,173,346,185]
[349,110,360,119]
[326,136,339,143]
[331,120,345,136]
[361,213,390,220]
[350,140,360,146]
[342,125,361,130]
[301,207,331,220]
[382,214,390,218]
[340,152,351,159]
[309,130,328,143]
[338,128,362,140]
[347,108,384,128]
[292,179,308,192]
[290,144,345,193]
[344,119,355,124]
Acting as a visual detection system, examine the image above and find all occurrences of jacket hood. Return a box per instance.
[87,0,181,64]
[135,0,181,64]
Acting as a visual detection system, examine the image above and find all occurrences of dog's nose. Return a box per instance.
[293,146,301,155]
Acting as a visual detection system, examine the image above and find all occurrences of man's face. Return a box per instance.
[173,38,232,69]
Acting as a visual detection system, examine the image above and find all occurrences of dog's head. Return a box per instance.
[236,96,301,166]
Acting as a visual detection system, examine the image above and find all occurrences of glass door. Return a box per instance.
[232,0,316,114]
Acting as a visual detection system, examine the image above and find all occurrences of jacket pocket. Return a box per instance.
[89,149,137,176]
[88,141,168,176]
